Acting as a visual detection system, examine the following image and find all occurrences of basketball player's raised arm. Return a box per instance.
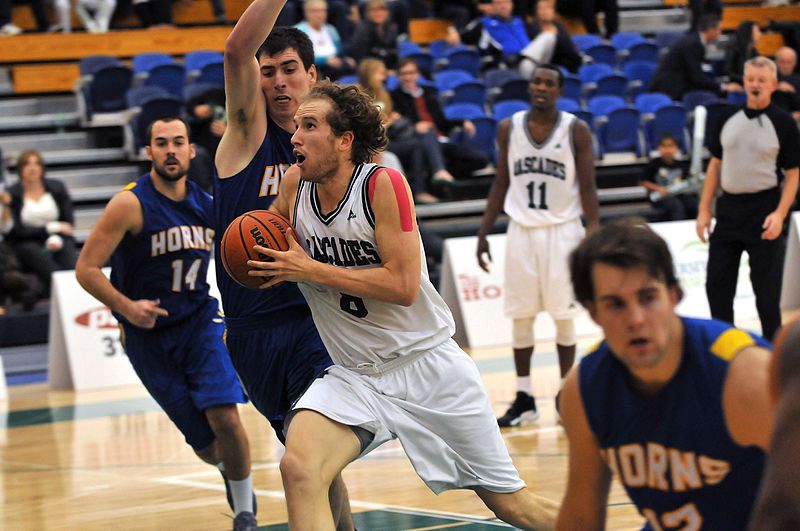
[696,156,721,242]
[722,345,773,450]
[216,0,286,176]
[251,169,421,306]
[75,191,167,329]
[557,367,611,531]
[475,118,512,272]
[573,120,599,230]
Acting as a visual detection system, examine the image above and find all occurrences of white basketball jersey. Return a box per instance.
[293,163,455,372]
[504,110,582,227]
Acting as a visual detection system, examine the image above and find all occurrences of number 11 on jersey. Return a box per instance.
[526,181,549,210]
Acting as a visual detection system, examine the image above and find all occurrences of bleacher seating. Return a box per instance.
[492,100,529,121]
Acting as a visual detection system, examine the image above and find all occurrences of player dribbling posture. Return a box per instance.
[249,81,557,531]
[76,118,257,531]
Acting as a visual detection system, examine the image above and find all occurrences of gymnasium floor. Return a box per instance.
[0,337,651,530]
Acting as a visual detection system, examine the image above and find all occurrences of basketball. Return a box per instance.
[220,210,291,288]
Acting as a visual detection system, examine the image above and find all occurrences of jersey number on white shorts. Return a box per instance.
[340,293,368,318]
[526,181,549,210]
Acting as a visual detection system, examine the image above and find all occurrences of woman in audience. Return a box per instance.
[6,150,78,297]
[348,0,400,69]
[357,57,455,203]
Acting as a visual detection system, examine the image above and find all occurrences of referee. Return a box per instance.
[696,56,800,341]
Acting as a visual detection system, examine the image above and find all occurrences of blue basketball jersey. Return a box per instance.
[213,118,307,318]
[111,174,214,329]
[580,317,769,531]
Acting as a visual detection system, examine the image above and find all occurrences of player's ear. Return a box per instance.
[308,63,318,84]
[189,142,197,160]
[338,131,354,152]
[145,144,153,161]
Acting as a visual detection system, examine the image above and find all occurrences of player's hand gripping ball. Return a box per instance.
[220,210,291,288]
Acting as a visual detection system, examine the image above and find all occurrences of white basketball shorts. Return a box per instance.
[293,339,526,495]
[504,217,584,320]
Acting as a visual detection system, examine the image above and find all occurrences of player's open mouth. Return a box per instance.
[276,95,291,103]
[294,150,306,164]
[630,338,648,347]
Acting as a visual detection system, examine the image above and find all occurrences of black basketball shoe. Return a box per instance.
[497,391,539,427]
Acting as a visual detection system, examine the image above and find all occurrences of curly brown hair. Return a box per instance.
[305,80,388,165]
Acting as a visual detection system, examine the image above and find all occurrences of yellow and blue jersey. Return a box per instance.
[212,118,307,320]
[110,174,214,329]
[579,317,770,531]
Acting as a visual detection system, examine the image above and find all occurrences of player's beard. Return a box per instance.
[153,158,189,182]
[302,149,339,184]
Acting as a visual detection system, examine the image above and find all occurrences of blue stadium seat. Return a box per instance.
[654,31,683,52]
[574,109,594,127]
[611,32,646,51]
[563,75,582,103]
[622,61,657,96]
[626,42,659,64]
[131,96,184,150]
[79,55,119,76]
[572,34,603,52]
[457,116,498,163]
[587,95,625,117]
[404,52,435,75]
[429,40,464,60]
[556,98,581,112]
[593,73,629,98]
[337,74,358,85]
[492,99,529,121]
[85,65,134,117]
[183,82,224,107]
[634,92,672,115]
[448,80,487,106]
[440,48,482,77]
[143,63,186,99]
[727,91,747,105]
[443,102,486,120]
[494,78,529,103]
[126,85,172,108]
[485,68,525,102]
[585,44,617,66]
[132,52,176,74]
[682,90,718,111]
[578,63,614,96]
[597,107,644,157]
[184,50,224,73]
[194,61,224,87]
[645,103,688,152]
[434,70,475,92]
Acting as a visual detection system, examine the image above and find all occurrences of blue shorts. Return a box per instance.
[121,297,246,451]
[224,305,333,440]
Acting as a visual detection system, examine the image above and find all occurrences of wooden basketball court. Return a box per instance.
[0,337,647,530]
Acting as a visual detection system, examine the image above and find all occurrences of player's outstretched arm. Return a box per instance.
[476,118,512,272]
[557,367,611,531]
[250,168,421,306]
[722,345,774,450]
[75,191,168,329]
[573,120,600,230]
[216,0,287,176]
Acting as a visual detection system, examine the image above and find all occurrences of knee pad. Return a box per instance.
[555,319,576,347]
[512,317,536,349]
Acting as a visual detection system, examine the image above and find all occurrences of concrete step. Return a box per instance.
[2,164,141,202]
[0,112,81,132]
[619,7,690,34]
[5,147,128,168]
[0,95,77,117]
[0,131,94,156]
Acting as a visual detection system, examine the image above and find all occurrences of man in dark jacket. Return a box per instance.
[650,15,723,100]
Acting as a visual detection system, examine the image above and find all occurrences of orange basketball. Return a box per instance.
[220,209,291,289]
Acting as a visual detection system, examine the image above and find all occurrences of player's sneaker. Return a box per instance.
[232,511,257,531]
[220,470,258,516]
[497,391,539,427]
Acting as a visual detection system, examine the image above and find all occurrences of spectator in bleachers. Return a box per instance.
[348,0,400,69]
[0,194,39,313]
[52,0,116,33]
[723,21,763,92]
[650,14,725,100]
[186,87,225,194]
[432,0,479,31]
[296,0,356,81]
[28,0,51,32]
[459,0,531,70]
[581,0,618,39]
[357,57,452,203]
[390,57,489,181]
[0,0,22,35]
[6,150,78,297]
[639,133,698,221]
[524,0,581,74]
[774,46,800,121]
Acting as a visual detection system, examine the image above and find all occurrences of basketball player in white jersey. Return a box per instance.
[247,81,557,530]
[476,64,599,427]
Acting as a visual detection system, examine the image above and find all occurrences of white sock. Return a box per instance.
[517,376,532,395]
[229,475,254,515]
